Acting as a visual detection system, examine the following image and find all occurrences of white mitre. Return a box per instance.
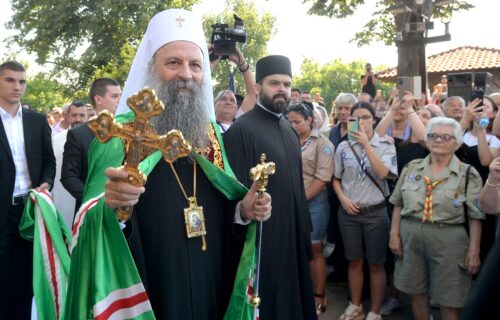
[116,9,214,119]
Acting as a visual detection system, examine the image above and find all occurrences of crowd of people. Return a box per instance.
[0,7,499,320]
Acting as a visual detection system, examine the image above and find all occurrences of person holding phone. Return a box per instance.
[333,102,397,320]
[455,96,500,264]
[361,63,378,99]
[457,96,499,181]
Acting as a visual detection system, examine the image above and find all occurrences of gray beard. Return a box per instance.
[146,74,210,149]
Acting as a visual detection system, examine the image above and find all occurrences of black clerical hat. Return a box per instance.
[255,55,292,82]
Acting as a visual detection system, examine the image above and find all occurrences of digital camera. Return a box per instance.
[210,14,246,60]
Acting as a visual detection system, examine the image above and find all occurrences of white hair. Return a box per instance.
[61,103,71,113]
[214,90,236,104]
[425,116,463,145]
[335,92,357,108]
[443,96,465,109]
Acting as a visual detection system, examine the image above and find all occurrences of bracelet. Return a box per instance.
[407,111,416,115]
[239,62,250,73]
[485,178,500,187]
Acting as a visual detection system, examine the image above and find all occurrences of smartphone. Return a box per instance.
[347,117,359,140]
[471,90,484,106]
[397,76,422,100]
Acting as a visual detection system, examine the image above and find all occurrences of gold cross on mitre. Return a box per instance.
[176,15,185,27]
[88,87,191,221]
[249,153,276,194]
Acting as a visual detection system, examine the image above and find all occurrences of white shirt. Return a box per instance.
[52,130,76,230]
[51,120,66,136]
[0,106,32,196]
[463,131,500,148]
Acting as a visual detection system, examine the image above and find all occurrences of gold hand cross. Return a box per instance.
[88,88,191,220]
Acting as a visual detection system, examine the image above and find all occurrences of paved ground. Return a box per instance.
[319,281,442,319]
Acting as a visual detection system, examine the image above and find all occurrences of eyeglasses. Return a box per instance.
[357,115,373,121]
[426,133,456,142]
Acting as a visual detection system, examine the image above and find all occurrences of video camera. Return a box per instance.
[210,14,246,60]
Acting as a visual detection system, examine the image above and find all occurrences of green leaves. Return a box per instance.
[306,0,366,18]
[23,73,68,113]
[303,0,473,46]
[203,0,276,94]
[7,0,200,88]
[293,58,393,111]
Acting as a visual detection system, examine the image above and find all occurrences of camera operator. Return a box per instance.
[361,63,378,99]
[210,46,256,122]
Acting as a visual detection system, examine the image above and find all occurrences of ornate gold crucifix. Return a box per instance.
[88,88,191,221]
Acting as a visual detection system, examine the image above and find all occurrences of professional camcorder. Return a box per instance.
[210,14,246,60]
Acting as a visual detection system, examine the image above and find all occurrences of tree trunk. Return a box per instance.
[394,0,428,92]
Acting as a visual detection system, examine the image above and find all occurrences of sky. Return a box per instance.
[0,0,497,75]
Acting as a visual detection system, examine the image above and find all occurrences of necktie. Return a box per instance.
[423,176,444,222]
[359,147,367,180]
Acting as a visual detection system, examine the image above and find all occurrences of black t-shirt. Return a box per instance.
[388,138,429,192]
[361,74,376,98]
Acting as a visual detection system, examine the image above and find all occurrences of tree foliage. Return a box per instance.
[23,73,70,114]
[203,0,276,94]
[293,58,392,111]
[304,0,473,46]
[7,0,200,88]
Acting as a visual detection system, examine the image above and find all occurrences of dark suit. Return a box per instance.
[61,123,94,213]
[0,108,55,318]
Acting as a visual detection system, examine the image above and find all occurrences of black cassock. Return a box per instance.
[127,158,241,320]
[224,105,317,320]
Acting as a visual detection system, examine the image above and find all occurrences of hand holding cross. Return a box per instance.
[89,88,191,221]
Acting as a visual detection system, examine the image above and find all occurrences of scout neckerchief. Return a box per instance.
[423,176,444,223]
[301,136,314,152]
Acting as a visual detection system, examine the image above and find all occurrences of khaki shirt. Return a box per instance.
[302,130,335,190]
[334,133,398,206]
[389,155,485,224]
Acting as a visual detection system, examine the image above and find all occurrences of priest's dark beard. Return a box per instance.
[146,74,210,149]
[259,90,290,114]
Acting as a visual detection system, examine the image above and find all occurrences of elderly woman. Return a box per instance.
[328,93,358,148]
[287,102,335,315]
[333,101,397,320]
[389,117,484,320]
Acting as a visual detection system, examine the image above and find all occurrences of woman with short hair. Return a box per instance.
[389,117,484,320]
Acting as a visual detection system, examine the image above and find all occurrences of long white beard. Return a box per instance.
[146,74,210,149]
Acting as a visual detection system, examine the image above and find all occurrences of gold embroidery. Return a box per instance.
[207,123,224,170]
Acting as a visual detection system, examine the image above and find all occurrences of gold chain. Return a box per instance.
[168,159,197,202]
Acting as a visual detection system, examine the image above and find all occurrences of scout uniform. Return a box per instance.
[389,155,485,308]
[302,130,334,191]
[334,133,397,207]
[334,132,397,264]
[302,130,335,243]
